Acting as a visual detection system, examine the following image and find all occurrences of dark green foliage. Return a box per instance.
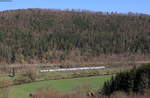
[101,63,150,95]
[0,9,150,63]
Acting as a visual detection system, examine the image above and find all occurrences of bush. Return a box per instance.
[0,80,12,87]
[14,69,37,84]
[99,89,150,98]
[101,63,150,95]
[30,86,90,98]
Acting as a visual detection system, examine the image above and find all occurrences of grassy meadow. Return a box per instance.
[0,66,131,98]
[9,75,111,98]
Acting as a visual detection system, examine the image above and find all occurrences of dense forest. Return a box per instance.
[0,9,150,64]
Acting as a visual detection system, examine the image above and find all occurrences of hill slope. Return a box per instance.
[0,9,150,64]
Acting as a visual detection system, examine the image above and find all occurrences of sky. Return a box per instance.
[0,0,149,14]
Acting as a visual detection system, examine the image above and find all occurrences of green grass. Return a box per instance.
[10,75,111,98]
[0,67,130,98]
[0,67,129,98]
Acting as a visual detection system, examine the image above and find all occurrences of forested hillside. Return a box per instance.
[0,9,150,64]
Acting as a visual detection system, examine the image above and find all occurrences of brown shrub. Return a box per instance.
[98,89,150,98]
[30,88,65,98]
[29,86,92,98]
[13,69,37,84]
[0,80,12,87]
